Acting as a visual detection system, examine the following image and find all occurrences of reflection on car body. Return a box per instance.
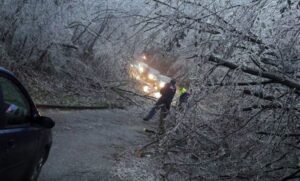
[0,67,55,181]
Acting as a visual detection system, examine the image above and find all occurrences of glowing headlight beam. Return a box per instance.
[159,81,166,88]
[143,85,150,93]
[139,67,144,73]
[154,92,161,99]
[148,74,155,80]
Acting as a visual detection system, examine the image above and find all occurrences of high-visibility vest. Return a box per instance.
[179,87,187,96]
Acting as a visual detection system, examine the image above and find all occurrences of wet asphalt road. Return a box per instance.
[38,108,152,181]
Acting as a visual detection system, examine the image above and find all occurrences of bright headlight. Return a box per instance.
[148,74,155,80]
[159,81,166,88]
[143,85,150,93]
[154,92,161,99]
[139,67,144,73]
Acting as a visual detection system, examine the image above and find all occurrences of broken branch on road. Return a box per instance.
[207,55,300,93]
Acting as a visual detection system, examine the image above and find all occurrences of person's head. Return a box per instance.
[170,79,176,85]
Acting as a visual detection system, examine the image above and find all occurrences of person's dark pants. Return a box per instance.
[144,99,171,121]
[144,99,171,135]
[178,99,187,111]
[178,93,189,111]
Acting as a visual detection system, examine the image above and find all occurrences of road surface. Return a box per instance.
[39,107,156,181]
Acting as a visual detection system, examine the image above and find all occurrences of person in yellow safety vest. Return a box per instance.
[178,87,190,110]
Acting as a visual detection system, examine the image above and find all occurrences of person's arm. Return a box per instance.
[160,86,166,95]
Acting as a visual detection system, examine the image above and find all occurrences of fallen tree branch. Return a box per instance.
[208,55,300,92]
[207,80,274,86]
[242,104,299,112]
[58,43,78,50]
[110,87,156,102]
[281,168,300,181]
[135,139,159,158]
[257,132,300,138]
[36,104,124,110]
[243,89,275,101]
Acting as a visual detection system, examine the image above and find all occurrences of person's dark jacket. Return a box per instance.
[159,82,176,105]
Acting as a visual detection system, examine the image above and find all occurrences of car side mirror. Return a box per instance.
[34,116,55,129]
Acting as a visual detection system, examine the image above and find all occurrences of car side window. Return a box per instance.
[0,77,31,125]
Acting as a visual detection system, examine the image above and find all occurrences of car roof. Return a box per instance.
[148,68,160,74]
[0,67,15,77]
[159,75,171,82]
[139,62,148,67]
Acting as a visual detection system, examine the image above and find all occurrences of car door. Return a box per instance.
[0,75,41,180]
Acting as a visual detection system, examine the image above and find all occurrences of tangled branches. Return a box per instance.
[138,0,300,180]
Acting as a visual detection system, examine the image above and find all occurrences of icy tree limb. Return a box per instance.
[281,168,300,181]
[207,80,274,86]
[242,104,300,112]
[256,132,300,138]
[208,55,300,92]
[243,89,275,101]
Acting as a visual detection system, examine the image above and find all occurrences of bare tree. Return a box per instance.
[137,0,300,180]
[0,0,147,82]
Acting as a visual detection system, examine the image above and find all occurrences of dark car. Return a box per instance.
[0,68,55,181]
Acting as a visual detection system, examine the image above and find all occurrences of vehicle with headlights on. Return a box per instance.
[0,67,55,181]
[158,75,171,89]
[129,62,149,80]
[146,68,160,87]
[130,61,173,99]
